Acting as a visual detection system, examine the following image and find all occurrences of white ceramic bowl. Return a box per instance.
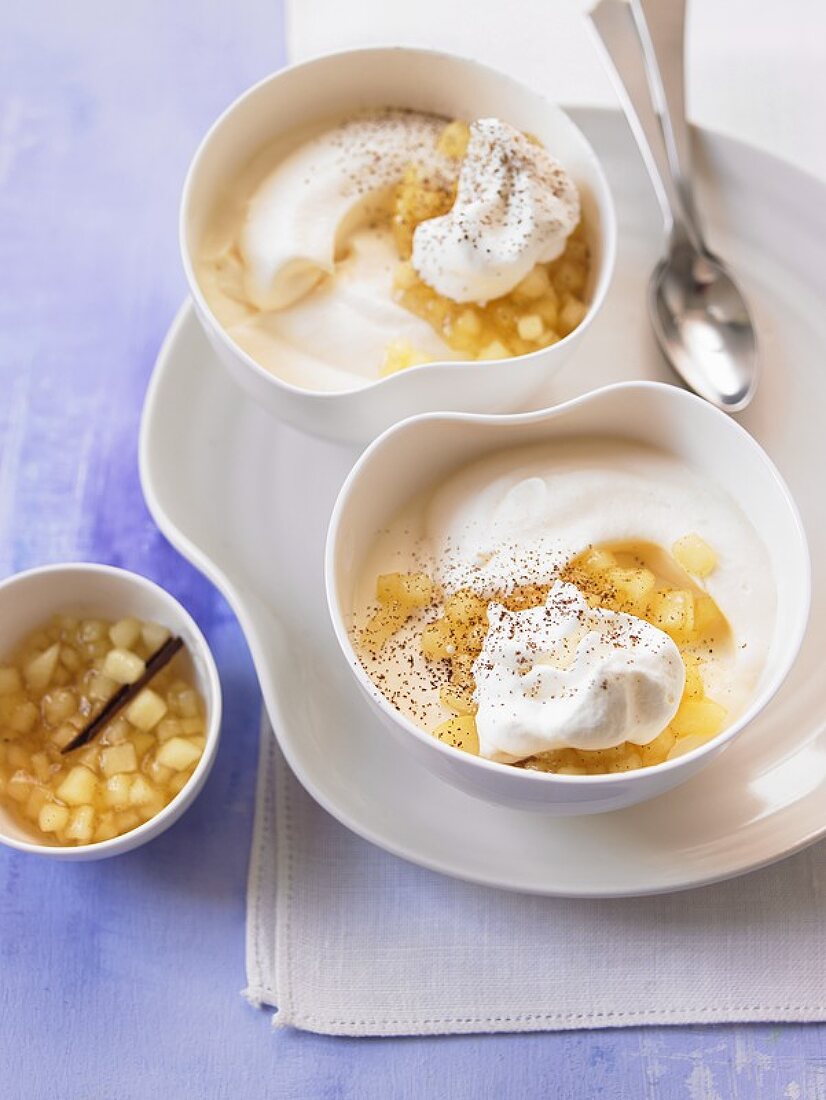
[326,381,811,815]
[181,46,617,445]
[0,563,221,859]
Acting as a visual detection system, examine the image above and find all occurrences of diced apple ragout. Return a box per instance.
[0,615,207,846]
[382,120,591,375]
[359,535,732,773]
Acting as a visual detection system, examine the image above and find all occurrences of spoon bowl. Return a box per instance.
[589,0,760,413]
[650,244,759,411]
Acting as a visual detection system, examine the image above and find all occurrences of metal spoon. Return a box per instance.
[589,0,759,412]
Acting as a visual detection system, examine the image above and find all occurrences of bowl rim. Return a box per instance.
[0,561,222,857]
[325,379,812,789]
[179,43,618,400]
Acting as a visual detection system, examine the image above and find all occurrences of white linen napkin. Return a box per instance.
[246,719,826,1037]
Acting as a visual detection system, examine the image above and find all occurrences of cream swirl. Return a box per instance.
[239,111,454,311]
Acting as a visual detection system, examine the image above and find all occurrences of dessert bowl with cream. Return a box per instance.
[326,382,810,814]
[182,47,615,443]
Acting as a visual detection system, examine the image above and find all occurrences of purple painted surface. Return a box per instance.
[1,2,825,1096]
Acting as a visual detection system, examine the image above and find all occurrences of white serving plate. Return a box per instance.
[140,109,826,897]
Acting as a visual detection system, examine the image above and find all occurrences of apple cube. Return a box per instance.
[421,619,455,660]
[558,295,587,336]
[50,723,80,750]
[100,742,138,777]
[478,340,510,360]
[88,671,118,702]
[445,590,487,625]
[39,802,70,834]
[147,757,173,785]
[514,265,551,301]
[102,648,145,685]
[681,656,705,700]
[6,773,31,803]
[104,774,131,808]
[637,730,677,765]
[24,786,50,821]
[168,772,190,796]
[608,567,656,605]
[517,314,544,342]
[672,534,717,578]
[439,684,477,716]
[671,698,726,739]
[156,718,183,743]
[75,745,100,771]
[648,589,695,637]
[24,643,60,692]
[376,572,435,609]
[100,716,131,745]
[694,595,727,639]
[115,809,141,833]
[130,731,155,758]
[56,765,97,806]
[433,715,479,754]
[127,775,157,807]
[361,604,408,655]
[156,736,202,771]
[29,752,52,783]
[65,805,95,843]
[667,733,713,760]
[9,701,38,734]
[93,814,119,843]
[108,617,141,650]
[126,688,167,731]
[59,645,81,673]
[141,621,171,652]
[41,688,77,727]
[580,548,616,573]
[170,687,200,719]
[78,619,107,642]
[436,119,470,158]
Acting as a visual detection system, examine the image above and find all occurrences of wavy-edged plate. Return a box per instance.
[140,109,826,896]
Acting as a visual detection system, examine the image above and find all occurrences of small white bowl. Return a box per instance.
[0,563,221,859]
[181,46,617,445]
[326,382,811,815]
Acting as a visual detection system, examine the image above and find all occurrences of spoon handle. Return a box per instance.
[588,0,699,252]
[632,0,707,251]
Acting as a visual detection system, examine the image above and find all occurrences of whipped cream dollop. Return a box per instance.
[411,118,580,303]
[473,581,684,762]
